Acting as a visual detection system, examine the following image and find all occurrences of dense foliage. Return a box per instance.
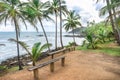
[83,22,114,49]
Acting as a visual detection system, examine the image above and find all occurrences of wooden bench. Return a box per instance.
[48,48,67,59]
[27,48,75,80]
[28,55,65,72]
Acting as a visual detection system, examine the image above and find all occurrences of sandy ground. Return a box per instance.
[0,50,120,80]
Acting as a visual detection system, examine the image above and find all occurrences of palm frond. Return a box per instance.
[39,43,52,53]
[8,38,32,56]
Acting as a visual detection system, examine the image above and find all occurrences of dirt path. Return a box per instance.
[0,51,120,80]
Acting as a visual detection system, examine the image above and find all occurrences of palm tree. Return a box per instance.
[97,0,120,45]
[0,0,30,70]
[59,0,63,48]
[21,0,51,51]
[9,38,52,80]
[63,10,81,44]
[58,0,67,48]
[48,0,67,50]
[111,0,120,45]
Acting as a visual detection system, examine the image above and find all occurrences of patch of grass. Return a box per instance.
[76,46,88,50]
[7,66,19,72]
[97,47,120,56]
[77,42,120,56]
[0,66,19,76]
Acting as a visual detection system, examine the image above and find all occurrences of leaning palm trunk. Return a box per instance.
[33,61,39,80]
[14,18,23,70]
[59,0,64,48]
[106,0,118,42]
[38,17,51,51]
[112,8,120,45]
[55,11,58,50]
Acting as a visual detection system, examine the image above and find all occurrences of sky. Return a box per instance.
[0,0,106,32]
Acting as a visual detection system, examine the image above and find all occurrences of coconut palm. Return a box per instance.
[9,38,52,80]
[48,0,67,50]
[98,0,120,45]
[0,0,31,70]
[21,0,51,51]
[59,0,63,48]
[58,0,67,48]
[63,10,81,44]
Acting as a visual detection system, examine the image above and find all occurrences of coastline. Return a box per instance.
[0,32,85,66]
[0,51,49,67]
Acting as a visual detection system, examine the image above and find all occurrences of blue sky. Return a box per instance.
[0,0,106,32]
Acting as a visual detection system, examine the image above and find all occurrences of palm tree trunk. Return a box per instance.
[106,0,118,41]
[55,11,58,50]
[33,62,39,80]
[14,18,23,70]
[72,29,76,45]
[112,7,120,45]
[38,17,51,51]
[59,0,64,48]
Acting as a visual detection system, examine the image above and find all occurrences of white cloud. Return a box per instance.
[66,0,105,24]
[0,0,105,32]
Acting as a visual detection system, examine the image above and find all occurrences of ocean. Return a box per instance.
[0,32,85,63]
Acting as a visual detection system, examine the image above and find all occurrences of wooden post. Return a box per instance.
[69,47,70,52]
[51,54,54,59]
[61,57,65,66]
[50,62,54,72]
[33,69,39,80]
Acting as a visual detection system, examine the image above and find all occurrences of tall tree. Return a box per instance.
[0,0,30,70]
[98,0,120,45]
[48,0,67,50]
[59,0,63,48]
[111,0,120,45]
[63,10,81,44]
[21,0,51,51]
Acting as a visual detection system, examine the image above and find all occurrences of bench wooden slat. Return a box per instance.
[48,48,67,55]
[28,55,65,71]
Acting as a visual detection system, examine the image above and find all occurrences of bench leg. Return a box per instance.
[33,69,39,80]
[50,62,54,72]
[61,58,65,66]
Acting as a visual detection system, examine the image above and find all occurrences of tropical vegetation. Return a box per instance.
[48,0,67,50]
[97,0,120,45]
[21,0,51,51]
[0,0,120,77]
[9,38,52,80]
[63,10,81,44]
[0,0,29,70]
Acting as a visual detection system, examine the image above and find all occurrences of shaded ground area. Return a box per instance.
[0,51,120,80]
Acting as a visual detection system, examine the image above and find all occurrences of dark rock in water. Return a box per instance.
[0,44,5,46]
[36,34,44,37]
[25,36,30,37]
[64,34,85,37]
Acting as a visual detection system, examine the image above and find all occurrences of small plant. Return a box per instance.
[65,42,76,48]
[0,65,7,71]
[0,65,8,76]
[97,28,107,43]
[83,34,99,49]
